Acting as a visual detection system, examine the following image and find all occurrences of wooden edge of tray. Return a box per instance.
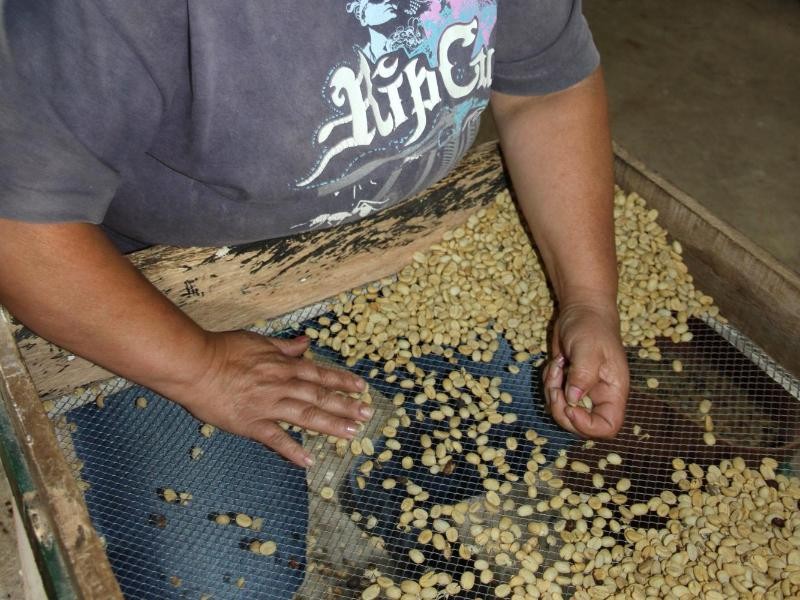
[613,142,800,379]
[0,308,124,600]
[13,141,509,399]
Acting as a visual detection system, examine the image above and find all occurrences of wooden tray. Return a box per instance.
[1,142,798,599]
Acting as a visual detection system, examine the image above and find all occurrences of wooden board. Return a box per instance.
[13,500,48,600]
[0,308,123,599]
[13,142,508,399]
[613,143,800,379]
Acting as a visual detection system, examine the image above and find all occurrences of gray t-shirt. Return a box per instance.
[0,1,599,249]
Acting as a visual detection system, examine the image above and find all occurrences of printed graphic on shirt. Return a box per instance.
[293,0,496,230]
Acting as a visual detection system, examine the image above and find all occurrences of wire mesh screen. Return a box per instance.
[43,289,800,600]
[36,178,799,600]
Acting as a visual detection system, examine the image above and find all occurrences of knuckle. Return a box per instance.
[315,387,331,407]
[297,362,320,381]
[256,425,285,448]
[320,368,341,386]
[299,404,322,425]
[334,368,351,384]
[328,391,350,414]
[254,361,286,380]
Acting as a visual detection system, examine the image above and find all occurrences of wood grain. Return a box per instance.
[13,142,509,398]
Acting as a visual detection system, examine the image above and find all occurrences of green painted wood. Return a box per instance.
[0,388,78,600]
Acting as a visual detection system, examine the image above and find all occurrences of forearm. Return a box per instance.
[0,219,210,395]
[491,68,617,311]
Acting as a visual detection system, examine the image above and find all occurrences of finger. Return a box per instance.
[285,380,373,422]
[270,335,311,357]
[550,321,562,357]
[291,359,365,393]
[542,355,564,411]
[541,362,551,409]
[564,346,603,407]
[248,420,314,468]
[548,386,580,436]
[544,354,565,388]
[542,370,552,412]
[565,396,624,439]
[274,398,361,439]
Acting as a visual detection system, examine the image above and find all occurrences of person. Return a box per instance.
[0,0,629,467]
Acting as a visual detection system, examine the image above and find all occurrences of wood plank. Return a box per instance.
[12,142,508,398]
[13,498,49,600]
[613,142,800,378]
[0,309,123,599]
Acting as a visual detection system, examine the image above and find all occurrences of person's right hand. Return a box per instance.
[166,330,371,467]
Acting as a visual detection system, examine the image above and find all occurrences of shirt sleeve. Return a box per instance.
[492,0,600,96]
[0,0,161,224]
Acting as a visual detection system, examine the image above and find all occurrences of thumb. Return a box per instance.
[270,335,311,357]
[564,342,604,406]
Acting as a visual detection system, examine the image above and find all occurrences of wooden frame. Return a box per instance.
[0,141,798,597]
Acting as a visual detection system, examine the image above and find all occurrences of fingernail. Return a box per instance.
[345,423,358,437]
[359,405,374,420]
[567,385,582,406]
[303,454,315,467]
[355,378,366,390]
[565,406,575,420]
[555,354,566,367]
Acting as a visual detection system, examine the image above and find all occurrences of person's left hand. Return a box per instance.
[542,302,629,438]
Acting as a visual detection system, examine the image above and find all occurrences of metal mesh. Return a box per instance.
[42,283,800,599]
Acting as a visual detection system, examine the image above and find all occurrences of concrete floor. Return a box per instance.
[479,0,800,273]
[0,1,798,597]
[586,0,800,273]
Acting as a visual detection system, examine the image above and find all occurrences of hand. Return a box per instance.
[542,302,629,438]
[166,330,370,467]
